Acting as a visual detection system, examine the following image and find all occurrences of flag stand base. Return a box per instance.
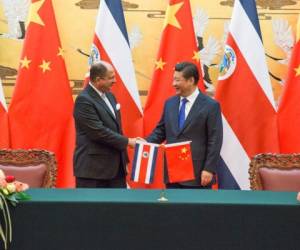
[157,190,168,202]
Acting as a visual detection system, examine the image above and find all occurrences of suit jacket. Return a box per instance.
[73,85,129,180]
[147,90,223,186]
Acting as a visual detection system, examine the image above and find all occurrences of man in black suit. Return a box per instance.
[147,62,223,188]
[73,61,136,188]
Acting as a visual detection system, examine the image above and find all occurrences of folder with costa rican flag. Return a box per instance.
[131,141,159,184]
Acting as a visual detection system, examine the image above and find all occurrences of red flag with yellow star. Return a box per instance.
[8,0,75,187]
[142,0,204,188]
[278,16,300,153]
[164,141,195,183]
[143,0,204,136]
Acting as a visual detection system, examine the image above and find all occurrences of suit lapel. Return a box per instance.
[169,96,180,133]
[87,85,119,125]
[106,93,121,126]
[178,91,205,134]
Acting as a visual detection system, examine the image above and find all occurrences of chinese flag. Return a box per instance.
[164,141,195,183]
[143,0,204,188]
[0,78,9,148]
[8,0,75,187]
[278,15,300,153]
[144,0,204,135]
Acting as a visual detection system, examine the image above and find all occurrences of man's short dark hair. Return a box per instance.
[174,62,199,85]
[90,62,108,82]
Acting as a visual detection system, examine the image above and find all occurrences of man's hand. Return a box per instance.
[136,137,146,142]
[128,138,137,148]
[201,170,213,186]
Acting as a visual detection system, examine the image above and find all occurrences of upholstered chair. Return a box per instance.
[0,149,57,188]
[249,153,300,191]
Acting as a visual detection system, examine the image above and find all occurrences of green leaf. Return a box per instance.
[14,192,31,201]
[6,195,18,207]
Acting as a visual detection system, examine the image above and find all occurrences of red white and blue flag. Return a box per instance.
[89,0,143,137]
[131,141,159,184]
[0,78,9,148]
[215,0,279,189]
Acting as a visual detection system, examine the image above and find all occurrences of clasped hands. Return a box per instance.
[127,137,213,187]
[128,137,146,148]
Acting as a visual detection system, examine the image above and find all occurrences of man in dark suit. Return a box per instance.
[147,62,223,188]
[73,61,136,188]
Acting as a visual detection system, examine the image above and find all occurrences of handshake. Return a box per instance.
[128,137,146,148]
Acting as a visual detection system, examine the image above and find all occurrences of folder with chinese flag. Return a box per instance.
[164,141,195,183]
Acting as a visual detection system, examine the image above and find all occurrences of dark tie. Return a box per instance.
[178,98,188,129]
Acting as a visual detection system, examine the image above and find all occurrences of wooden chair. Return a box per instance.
[0,149,57,188]
[249,153,300,191]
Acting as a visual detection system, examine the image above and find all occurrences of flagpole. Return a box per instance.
[157,144,168,202]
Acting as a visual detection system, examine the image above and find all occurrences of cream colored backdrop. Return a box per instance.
[0,0,299,106]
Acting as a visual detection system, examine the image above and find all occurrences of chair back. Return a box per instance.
[249,153,300,191]
[0,149,57,188]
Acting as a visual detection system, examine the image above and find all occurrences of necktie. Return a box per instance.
[178,98,188,129]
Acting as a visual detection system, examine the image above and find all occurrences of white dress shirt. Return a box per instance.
[179,88,199,118]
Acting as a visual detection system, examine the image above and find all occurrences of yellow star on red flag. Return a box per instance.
[20,56,31,69]
[163,2,184,29]
[57,47,64,57]
[181,147,188,154]
[294,65,300,76]
[27,0,45,26]
[155,58,166,70]
[192,51,200,62]
[179,146,189,160]
[39,60,51,73]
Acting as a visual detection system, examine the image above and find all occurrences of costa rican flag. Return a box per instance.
[89,0,143,137]
[0,78,9,148]
[131,141,159,184]
[215,0,279,189]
